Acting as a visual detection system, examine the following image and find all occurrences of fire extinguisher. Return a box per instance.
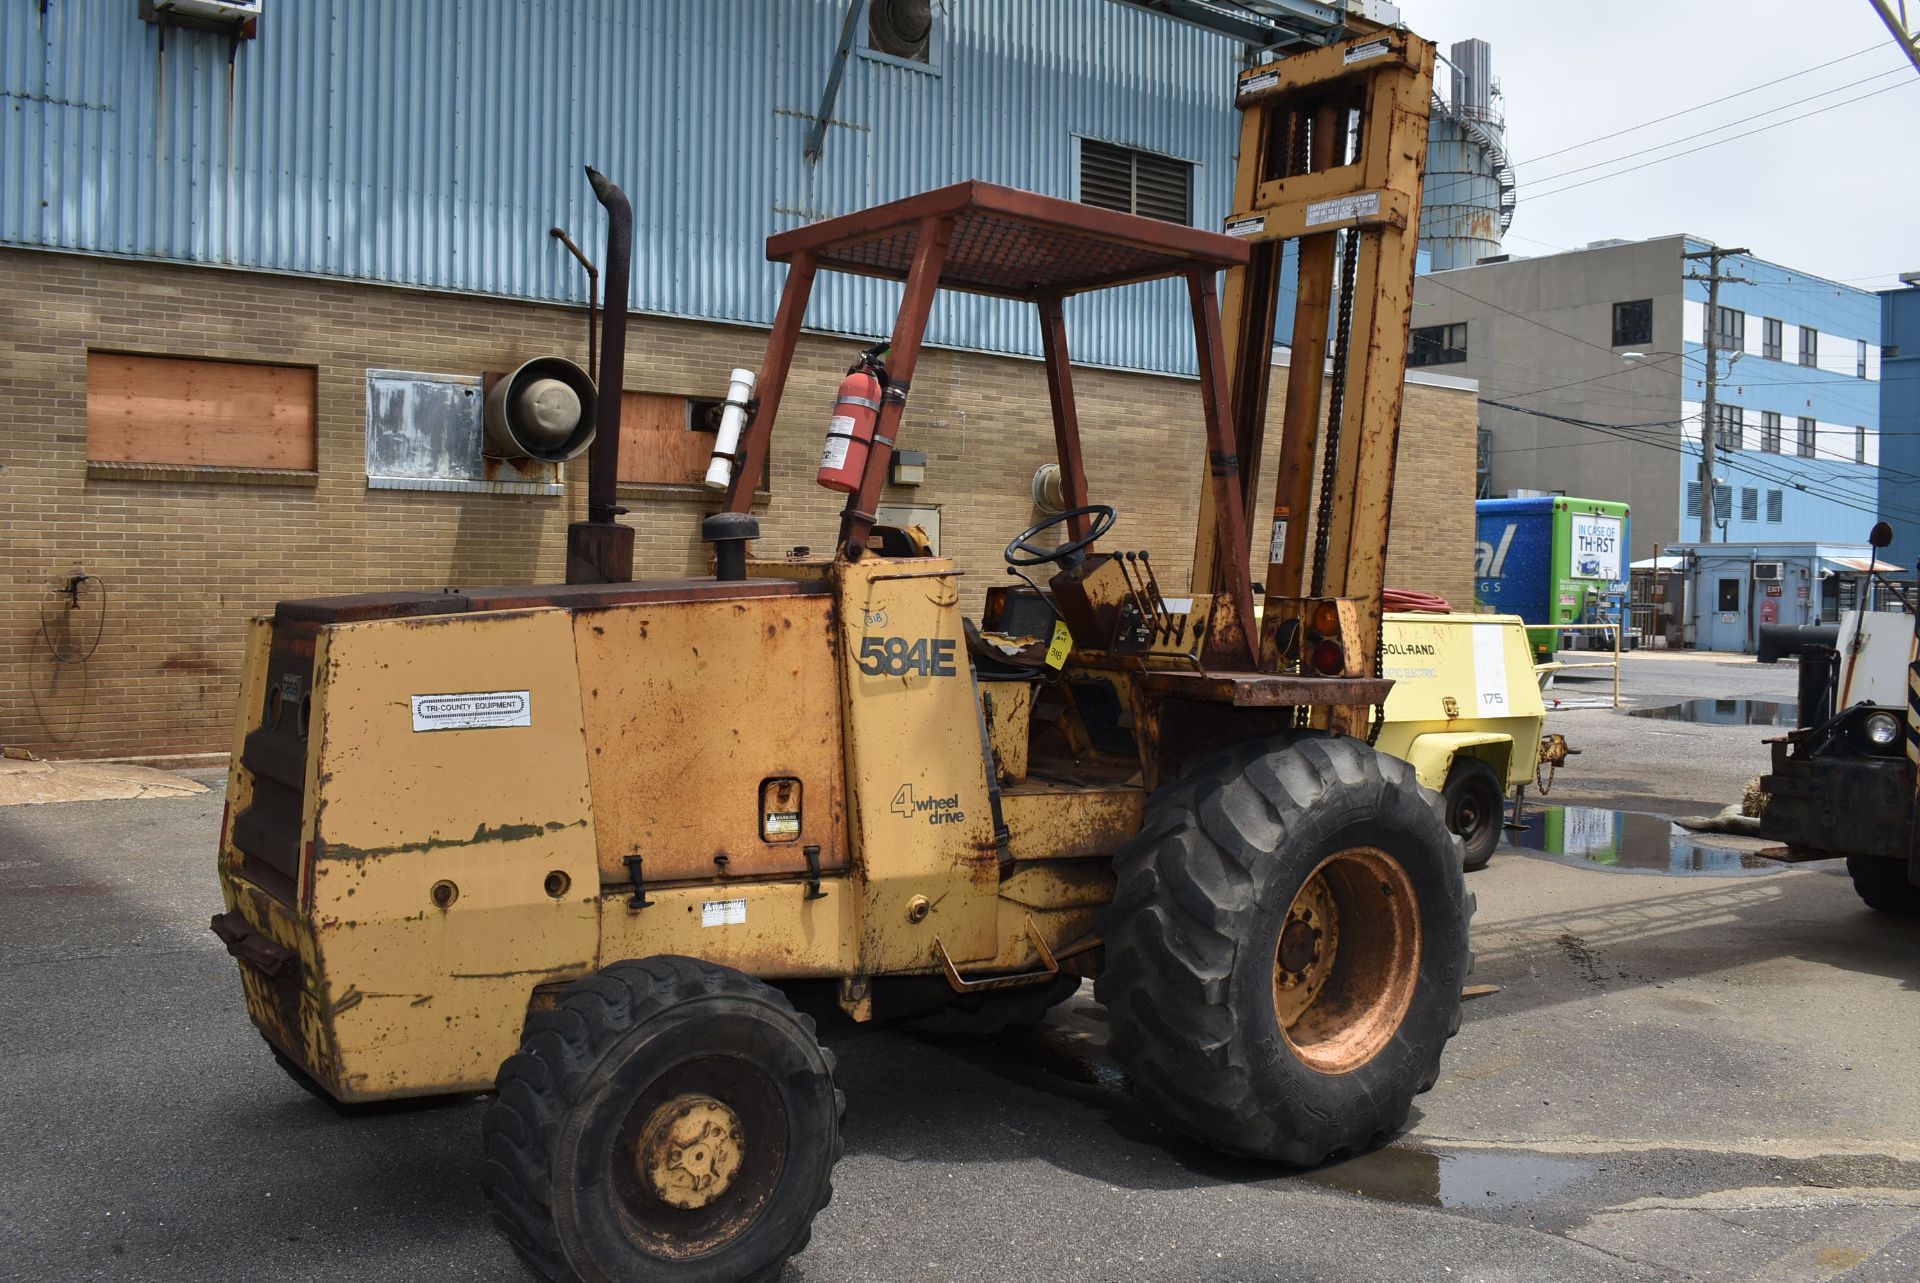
[817,342,890,494]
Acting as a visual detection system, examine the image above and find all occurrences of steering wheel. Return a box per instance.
[1004,504,1118,568]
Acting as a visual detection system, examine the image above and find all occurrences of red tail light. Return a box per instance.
[1311,639,1345,676]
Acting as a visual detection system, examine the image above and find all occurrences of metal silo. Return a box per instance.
[1421,38,1516,271]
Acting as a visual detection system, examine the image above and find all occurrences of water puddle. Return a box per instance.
[1304,1146,1592,1209]
[1627,698,1797,727]
[1506,805,1786,875]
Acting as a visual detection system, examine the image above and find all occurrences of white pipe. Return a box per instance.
[704,368,756,490]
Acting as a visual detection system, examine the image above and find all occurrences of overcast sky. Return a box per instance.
[1409,0,1918,289]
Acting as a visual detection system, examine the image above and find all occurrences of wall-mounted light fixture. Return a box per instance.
[890,449,927,486]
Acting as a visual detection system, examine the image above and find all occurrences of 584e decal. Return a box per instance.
[856,635,958,678]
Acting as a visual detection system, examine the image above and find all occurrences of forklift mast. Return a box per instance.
[1195,25,1436,728]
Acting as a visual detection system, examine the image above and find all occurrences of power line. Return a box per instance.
[1422,273,1883,401]
[1421,260,1908,497]
[1481,399,1920,519]
[1486,396,1920,488]
[1525,79,1918,203]
[1511,41,1890,170]
[1503,69,1907,194]
[1424,63,1911,208]
[1422,274,1635,362]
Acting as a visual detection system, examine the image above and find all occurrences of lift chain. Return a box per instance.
[1310,227,1361,598]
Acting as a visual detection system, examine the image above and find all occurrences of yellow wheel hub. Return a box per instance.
[637,1094,745,1210]
[1272,873,1339,1027]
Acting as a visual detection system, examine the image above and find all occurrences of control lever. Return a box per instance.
[1137,551,1178,643]
[1114,553,1156,648]
[1003,566,1066,624]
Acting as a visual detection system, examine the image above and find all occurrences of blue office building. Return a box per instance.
[1676,242,1885,549]
[1881,282,1920,572]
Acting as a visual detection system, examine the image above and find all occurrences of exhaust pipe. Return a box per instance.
[584,166,631,526]
[565,167,637,584]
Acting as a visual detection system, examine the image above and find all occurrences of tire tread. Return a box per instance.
[480,957,841,1283]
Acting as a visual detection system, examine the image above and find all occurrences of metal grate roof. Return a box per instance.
[765,181,1247,300]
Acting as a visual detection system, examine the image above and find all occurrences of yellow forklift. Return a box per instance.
[211,26,1456,1283]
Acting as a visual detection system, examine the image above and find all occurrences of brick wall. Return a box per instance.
[0,250,1475,757]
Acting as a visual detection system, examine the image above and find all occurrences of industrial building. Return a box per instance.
[1881,279,1920,573]
[1419,37,1515,272]
[1414,237,1886,646]
[1,0,1479,757]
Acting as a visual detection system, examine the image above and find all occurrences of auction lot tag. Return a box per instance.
[1045,621,1074,669]
[410,690,531,732]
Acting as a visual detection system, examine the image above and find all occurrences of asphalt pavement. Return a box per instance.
[3,653,1917,1282]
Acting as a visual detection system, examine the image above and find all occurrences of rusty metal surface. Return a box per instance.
[599,878,856,979]
[837,215,953,560]
[980,684,1034,786]
[1037,294,1094,544]
[575,593,848,885]
[583,167,632,525]
[275,577,826,625]
[724,253,817,510]
[999,783,1142,861]
[300,609,602,1099]
[564,520,635,585]
[1136,670,1393,708]
[1186,267,1259,670]
[1210,30,1438,690]
[935,915,1061,993]
[765,181,1248,300]
[835,558,1001,969]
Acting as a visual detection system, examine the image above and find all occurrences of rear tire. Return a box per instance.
[1847,856,1920,917]
[1442,757,1505,873]
[481,957,843,1283]
[907,974,1082,1039]
[1095,735,1472,1165]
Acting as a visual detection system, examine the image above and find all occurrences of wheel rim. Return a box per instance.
[1273,846,1422,1074]
[1449,777,1498,848]
[637,1094,745,1211]
[607,1055,788,1257]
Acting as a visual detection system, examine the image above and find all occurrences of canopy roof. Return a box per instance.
[764,180,1250,300]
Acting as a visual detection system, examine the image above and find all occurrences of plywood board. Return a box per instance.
[87,353,317,470]
[617,390,713,485]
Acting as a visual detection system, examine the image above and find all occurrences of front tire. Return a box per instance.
[481,957,843,1283]
[1095,735,1472,1165]
[1848,856,1920,917]
[1442,757,1505,873]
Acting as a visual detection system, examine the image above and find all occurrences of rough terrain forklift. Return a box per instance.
[212,26,1464,1283]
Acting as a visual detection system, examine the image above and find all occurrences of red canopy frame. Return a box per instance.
[721,181,1256,665]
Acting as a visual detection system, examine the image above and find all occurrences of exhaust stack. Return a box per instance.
[566,166,636,584]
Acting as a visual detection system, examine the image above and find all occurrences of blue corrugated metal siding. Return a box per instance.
[1,0,1242,375]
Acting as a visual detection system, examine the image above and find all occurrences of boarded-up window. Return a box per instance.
[87,353,316,471]
[618,392,734,488]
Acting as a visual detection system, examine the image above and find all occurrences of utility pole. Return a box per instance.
[1866,1,1920,77]
[1684,245,1748,543]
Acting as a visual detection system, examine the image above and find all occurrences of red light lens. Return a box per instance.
[1311,640,1345,675]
